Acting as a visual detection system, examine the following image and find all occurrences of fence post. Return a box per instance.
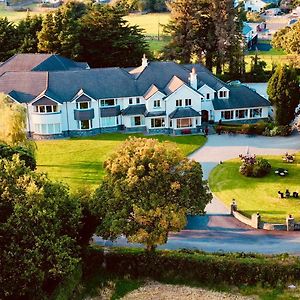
[286,214,295,231]
[231,199,237,215]
[252,212,261,229]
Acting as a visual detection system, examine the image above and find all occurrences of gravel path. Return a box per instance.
[121,281,256,300]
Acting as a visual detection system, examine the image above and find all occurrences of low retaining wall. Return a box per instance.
[230,201,299,231]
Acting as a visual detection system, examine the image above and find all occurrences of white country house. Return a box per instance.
[0,54,271,139]
[244,0,279,12]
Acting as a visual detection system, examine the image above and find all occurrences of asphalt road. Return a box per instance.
[95,132,300,254]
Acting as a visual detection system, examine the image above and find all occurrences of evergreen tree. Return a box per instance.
[79,5,148,67]
[0,17,18,61]
[267,65,300,125]
[17,14,43,53]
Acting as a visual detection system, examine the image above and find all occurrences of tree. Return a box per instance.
[79,5,148,67]
[248,51,267,81]
[17,14,43,53]
[93,137,212,252]
[0,17,18,61]
[267,65,300,125]
[0,156,82,298]
[38,1,84,59]
[272,22,300,55]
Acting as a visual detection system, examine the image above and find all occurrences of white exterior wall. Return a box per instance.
[198,85,215,101]
[145,91,166,112]
[165,85,202,116]
[245,0,267,12]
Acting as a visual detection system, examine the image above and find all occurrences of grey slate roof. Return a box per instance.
[169,107,200,119]
[0,54,88,76]
[122,104,146,116]
[212,85,271,110]
[145,111,166,117]
[100,106,121,117]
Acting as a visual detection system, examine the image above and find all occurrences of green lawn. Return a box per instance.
[36,133,206,190]
[209,154,300,223]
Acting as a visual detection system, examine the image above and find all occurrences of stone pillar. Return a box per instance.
[286,214,295,231]
[252,212,261,229]
[231,199,237,215]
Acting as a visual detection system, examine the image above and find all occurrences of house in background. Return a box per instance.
[0,54,271,139]
[244,0,279,12]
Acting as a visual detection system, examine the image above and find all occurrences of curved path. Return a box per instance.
[95,132,300,254]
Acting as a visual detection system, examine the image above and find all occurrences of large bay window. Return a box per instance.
[176,118,193,128]
[76,102,90,109]
[131,116,145,126]
[250,108,262,118]
[221,110,234,120]
[102,117,117,127]
[34,123,61,134]
[100,99,115,107]
[78,120,92,130]
[34,105,58,113]
[235,109,248,119]
[151,118,165,128]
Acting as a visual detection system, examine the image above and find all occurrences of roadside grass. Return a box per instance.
[36,133,206,190]
[147,38,168,53]
[209,153,300,223]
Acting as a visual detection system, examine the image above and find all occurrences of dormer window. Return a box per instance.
[219,90,228,98]
[34,105,58,113]
[101,99,115,107]
[76,102,90,109]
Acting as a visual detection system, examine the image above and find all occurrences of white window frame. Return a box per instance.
[176,99,182,107]
[185,99,192,106]
[76,101,91,110]
[78,120,92,130]
[151,117,165,128]
[131,116,145,127]
[34,123,61,134]
[34,105,58,113]
[221,110,234,120]
[100,99,115,107]
[235,109,248,119]
[176,118,193,128]
[153,100,161,108]
[101,116,117,127]
[250,108,262,118]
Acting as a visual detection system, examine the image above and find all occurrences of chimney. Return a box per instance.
[142,54,148,68]
[189,67,197,89]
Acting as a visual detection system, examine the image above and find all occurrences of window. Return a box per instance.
[221,110,234,120]
[185,99,192,106]
[76,102,90,109]
[102,117,116,127]
[129,98,133,105]
[100,99,115,107]
[176,99,182,107]
[223,91,227,98]
[34,123,61,134]
[206,93,210,100]
[34,105,58,113]
[170,120,172,127]
[219,91,224,98]
[235,109,248,119]
[250,108,262,118]
[130,116,145,126]
[78,120,92,130]
[151,118,165,128]
[136,97,140,104]
[177,118,193,128]
[153,100,161,108]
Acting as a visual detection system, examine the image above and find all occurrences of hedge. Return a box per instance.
[84,247,300,287]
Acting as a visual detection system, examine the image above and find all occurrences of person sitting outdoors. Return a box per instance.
[278,191,284,198]
[286,189,290,198]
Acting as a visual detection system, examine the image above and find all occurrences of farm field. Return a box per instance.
[209,154,300,224]
[36,133,206,190]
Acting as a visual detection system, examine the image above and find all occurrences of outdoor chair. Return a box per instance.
[293,192,299,198]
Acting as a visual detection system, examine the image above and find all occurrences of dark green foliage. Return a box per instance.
[84,247,300,288]
[248,52,267,82]
[0,17,19,61]
[267,65,300,125]
[78,5,148,67]
[0,156,82,299]
[263,125,292,136]
[0,143,36,170]
[111,0,167,12]
[239,156,271,178]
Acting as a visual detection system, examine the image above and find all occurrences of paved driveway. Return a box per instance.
[95,133,300,254]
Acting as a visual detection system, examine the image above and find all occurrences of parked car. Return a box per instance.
[288,19,298,25]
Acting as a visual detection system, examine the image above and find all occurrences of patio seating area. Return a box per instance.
[278,189,299,199]
[275,168,288,176]
[282,152,295,163]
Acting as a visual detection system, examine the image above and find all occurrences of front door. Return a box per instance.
[201,110,209,123]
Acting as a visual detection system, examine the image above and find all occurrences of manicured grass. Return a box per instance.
[124,12,170,36]
[36,133,206,190]
[147,38,168,52]
[209,154,300,223]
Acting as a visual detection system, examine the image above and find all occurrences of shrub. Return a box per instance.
[239,154,271,177]
[83,247,300,288]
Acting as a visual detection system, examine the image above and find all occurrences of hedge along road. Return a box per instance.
[95,132,300,254]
